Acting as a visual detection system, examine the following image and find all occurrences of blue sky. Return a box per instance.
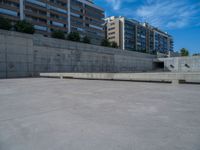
[94,0,200,54]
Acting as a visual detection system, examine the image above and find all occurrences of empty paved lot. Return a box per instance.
[0,78,200,150]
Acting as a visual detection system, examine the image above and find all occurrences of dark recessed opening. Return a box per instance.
[170,64,174,68]
[154,61,164,70]
[185,64,190,68]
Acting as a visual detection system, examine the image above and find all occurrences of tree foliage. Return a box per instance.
[101,39,111,47]
[110,41,118,48]
[180,48,189,56]
[192,53,200,56]
[82,36,91,44]
[101,39,119,49]
[51,30,65,39]
[14,20,35,34]
[0,17,12,30]
[67,32,80,41]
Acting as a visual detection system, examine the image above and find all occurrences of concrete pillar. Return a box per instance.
[67,0,71,33]
[46,0,50,32]
[19,0,24,20]
[122,18,125,50]
[60,74,63,79]
[172,79,179,85]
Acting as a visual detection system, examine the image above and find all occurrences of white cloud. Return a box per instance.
[136,0,200,29]
[106,0,134,10]
[106,0,121,10]
[104,0,200,29]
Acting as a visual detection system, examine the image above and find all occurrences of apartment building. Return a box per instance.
[0,0,105,45]
[105,16,174,54]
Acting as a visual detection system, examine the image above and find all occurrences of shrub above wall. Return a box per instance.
[0,17,12,30]
[51,30,65,39]
[67,32,80,42]
[0,17,119,50]
[101,39,119,48]
[110,42,118,48]
[82,36,91,44]
[14,20,35,34]
[101,39,111,47]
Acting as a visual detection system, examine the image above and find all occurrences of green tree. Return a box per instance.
[67,32,80,42]
[101,39,111,47]
[180,48,189,56]
[14,20,35,34]
[0,17,12,30]
[110,41,118,48]
[82,36,91,44]
[51,30,65,39]
[193,53,200,56]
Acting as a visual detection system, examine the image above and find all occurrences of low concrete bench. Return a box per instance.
[40,72,200,84]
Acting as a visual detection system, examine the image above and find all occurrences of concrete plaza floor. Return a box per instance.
[0,78,200,150]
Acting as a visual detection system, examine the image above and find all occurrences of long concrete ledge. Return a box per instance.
[40,72,200,84]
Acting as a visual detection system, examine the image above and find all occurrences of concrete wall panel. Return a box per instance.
[159,57,200,72]
[0,30,156,78]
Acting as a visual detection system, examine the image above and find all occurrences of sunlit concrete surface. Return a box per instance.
[0,78,200,150]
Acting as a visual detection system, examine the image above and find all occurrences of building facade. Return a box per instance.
[105,16,174,54]
[0,0,105,45]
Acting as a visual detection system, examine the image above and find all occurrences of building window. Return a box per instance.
[108,27,115,31]
[0,0,19,8]
[108,36,115,40]
[71,6,81,11]
[89,24,103,30]
[50,0,67,7]
[71,12,80,18]
[110,22,115,26]
[108,32,115,35]
[51,21,65,27]
[0,8,18,16]
[26,0,46,8]
[34,25,47,31]
[49,5,67,14]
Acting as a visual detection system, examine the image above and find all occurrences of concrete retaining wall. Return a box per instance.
[0,30,155,78]
[158,57,200,72]
[0,31,34,78]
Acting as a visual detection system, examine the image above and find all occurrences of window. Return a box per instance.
[71,6,81,11]
[108,36,115,40]
[26,0,46,7]
[108,27,115,31]
[0,8,18,16]
[110,22,115,26]
[89,24,103,30]
[108,32,115,35]
[0,0,19,7]
[51,21,65,27]
[34,25,47,31]
[71,12,80,18]
[49,5,67,14]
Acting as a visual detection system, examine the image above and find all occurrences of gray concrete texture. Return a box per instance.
[0,30,155,78]
[40,72,200,83]
[1,30,200,79]
[158,56,200,72]
[0,78,200,150]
